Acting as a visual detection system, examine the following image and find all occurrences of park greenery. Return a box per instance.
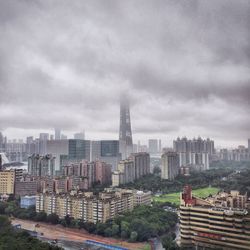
[0,215,61,250]
[120,161,250,195]
[153,187,220,205]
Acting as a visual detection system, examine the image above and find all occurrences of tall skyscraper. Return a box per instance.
[119,97,133,159]
[54,128,61,140]
[159,139,162,153]
[39,133,49,155]
[148,139,158,154]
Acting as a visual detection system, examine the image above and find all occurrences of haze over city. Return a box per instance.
[1,0,250,147]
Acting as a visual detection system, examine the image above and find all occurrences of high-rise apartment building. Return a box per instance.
[161,152,179,180]
[130,152,150,179]
[219,144,250,162]
[119,97,133,159]
[180,186,250,250]
[28,154,55,177]
[112,152,150,186]
[173,137,214,170]
[63,160,112,189]
[47,139,69,172]
[117,159,135,184]
[0,169,16,194]
[5,140,27,162]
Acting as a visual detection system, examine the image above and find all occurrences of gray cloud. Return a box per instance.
[0,0,249,147]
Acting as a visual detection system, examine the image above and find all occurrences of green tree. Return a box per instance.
[34,211,47,221]
[47,213,59,224]
[111,223,120,237]
[130,231,138,242]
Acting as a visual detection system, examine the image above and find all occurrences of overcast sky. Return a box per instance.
[0,0,249,148]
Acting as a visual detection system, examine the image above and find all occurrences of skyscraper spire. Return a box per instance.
[119,96,133,159]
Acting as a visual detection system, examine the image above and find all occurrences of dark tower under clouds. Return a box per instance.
[119,96,133,159]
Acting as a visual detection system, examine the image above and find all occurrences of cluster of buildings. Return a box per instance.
[173,137,214,171]
[36,188,151,223]
[180,186,250,250]
[112,152,150,186]
[219,141,250,162]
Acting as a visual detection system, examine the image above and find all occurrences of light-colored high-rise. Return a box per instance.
[161,151,179,180]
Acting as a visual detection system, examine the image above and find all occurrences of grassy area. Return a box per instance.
[139,243,151,250]
[153,187,220,205]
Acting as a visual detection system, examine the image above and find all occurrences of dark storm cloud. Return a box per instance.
[0,0,249,146]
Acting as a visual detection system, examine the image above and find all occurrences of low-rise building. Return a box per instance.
[134,190,151,206]
[20,196,36,208]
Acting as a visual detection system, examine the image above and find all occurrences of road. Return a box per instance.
[12,218,147,250]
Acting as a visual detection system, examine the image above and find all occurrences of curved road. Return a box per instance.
[12,218,146,250]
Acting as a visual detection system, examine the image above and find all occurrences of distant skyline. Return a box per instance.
[0,1,249,148]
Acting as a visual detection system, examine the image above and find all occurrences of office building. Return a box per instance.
[180,186,250,250]
[54,128,61,140]
[28,154,55,177]
[90,140,121,171]
[39,133,49,155]
[68,139,90,161]
[119,97,133,159]
[26,136,36,156]
[74,131,85,140]
[100,140,121,171]
[148,139,158,154]
[61,134,67,139]
[161,152,179,180]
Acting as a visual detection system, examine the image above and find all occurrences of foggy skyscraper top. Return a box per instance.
[119,96,133,159]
